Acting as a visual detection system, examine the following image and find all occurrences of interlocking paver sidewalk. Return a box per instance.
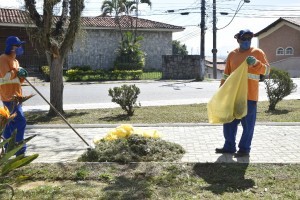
[26,123,300,163]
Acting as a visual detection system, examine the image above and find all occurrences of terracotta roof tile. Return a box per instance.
[0,8,184,31]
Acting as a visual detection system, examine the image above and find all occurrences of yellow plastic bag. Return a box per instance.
[207,60,248,124]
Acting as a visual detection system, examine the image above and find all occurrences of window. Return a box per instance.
[276,47,284,55]
[285,47,294,55]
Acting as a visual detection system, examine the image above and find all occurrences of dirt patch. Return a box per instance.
[17,180,105,191]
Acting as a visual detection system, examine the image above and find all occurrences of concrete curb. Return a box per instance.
[26,122,300,129]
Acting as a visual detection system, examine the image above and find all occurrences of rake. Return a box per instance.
[25,78,92,150]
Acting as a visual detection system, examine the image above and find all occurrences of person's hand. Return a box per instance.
[246,56,257,66]
[17,67,28,78]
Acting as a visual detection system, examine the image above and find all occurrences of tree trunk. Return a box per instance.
[48,57,64,116]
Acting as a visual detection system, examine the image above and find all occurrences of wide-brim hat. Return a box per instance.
[234,29,254,39]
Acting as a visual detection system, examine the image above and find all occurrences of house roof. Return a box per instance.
[205,57,226,71]
[255,17,300,37]
[0,8,184,32]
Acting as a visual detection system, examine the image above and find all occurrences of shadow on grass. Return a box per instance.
[101,163,152,200]
[193,155,254,194]
[98,114,130,122]
[264,109,289,115]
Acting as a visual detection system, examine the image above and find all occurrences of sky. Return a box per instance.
[1,0,300,58]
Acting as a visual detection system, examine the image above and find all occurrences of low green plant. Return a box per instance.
[114,31,145,71]
[108,84,140,116]
[0,104,38,199]
[74,168,89,180]
[40,66,50,82]
[70,65,91,71]
[65,68,145,81]
[111,70,143,80]
[264,67,297,111]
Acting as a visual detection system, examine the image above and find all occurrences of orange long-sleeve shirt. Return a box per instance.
[220,47,270,101]
[0,54,24,101]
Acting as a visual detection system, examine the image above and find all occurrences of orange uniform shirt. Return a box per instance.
[221,47,270,101]
[0,54,24,101]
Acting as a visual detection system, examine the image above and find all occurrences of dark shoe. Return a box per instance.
[215,148,235,154]
[234,151,250,157]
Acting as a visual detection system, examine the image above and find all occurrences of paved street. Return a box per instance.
[26,123,300,163]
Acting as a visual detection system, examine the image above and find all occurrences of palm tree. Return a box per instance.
[101,0,152,41]
[123,0,152,41]
[101,0,127,40]
[101,0,127,17]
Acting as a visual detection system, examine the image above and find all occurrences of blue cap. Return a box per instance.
[6,36,26,46]
[5,36,25,55]
[234,29,254,39]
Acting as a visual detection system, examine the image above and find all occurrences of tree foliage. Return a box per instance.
[172,40,188,55]
[24,0,84,116]
[264,67,297,111]
[114,31,145,71]
[101,0,151,70]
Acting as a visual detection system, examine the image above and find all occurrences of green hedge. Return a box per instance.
[65,69,144,81]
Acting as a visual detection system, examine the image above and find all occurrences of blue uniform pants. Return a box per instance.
[3,101,27,156]
[222,100,257,153]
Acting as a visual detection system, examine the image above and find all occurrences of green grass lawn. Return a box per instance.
[1,163,299,199]
[25,100,300,124]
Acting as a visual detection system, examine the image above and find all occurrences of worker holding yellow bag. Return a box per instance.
[209,29,270,157]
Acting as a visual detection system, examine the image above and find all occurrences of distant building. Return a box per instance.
[255,17,300,77]
[205,56,226,79]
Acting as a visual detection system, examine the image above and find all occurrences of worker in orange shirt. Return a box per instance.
[0,36,28,156]
[215,29,270,157]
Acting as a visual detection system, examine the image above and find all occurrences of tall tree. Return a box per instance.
[24,0,84,116]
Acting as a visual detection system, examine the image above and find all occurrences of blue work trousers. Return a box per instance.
[222,100,257,153]
[2,101,27,156]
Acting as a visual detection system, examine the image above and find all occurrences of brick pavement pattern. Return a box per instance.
[25,124,300,163]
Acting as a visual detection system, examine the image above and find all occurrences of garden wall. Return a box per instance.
[162,55,201,79]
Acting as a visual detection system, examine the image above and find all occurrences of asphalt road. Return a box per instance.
[21,79,300,111]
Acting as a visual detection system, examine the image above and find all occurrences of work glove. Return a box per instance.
[17,67,28,78]
[246,56,257,66]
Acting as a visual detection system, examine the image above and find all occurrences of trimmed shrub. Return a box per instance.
[108,84,140,116]
[264,67,297,111]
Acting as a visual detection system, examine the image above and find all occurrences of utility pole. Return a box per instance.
[200,0,206,80]
[211,0,250,79]
[212,0,217,79]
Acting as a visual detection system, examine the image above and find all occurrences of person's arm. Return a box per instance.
[248,49,270,76]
